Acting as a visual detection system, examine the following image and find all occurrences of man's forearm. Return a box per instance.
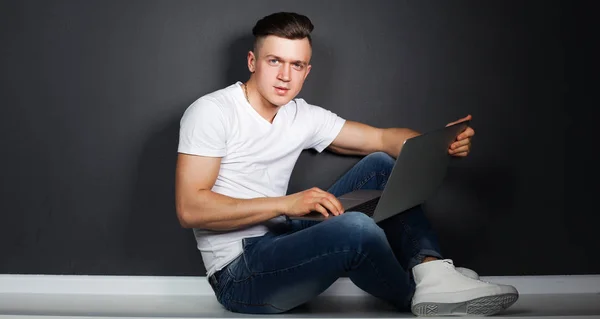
[178,190,284,231]
[380,127,420,158]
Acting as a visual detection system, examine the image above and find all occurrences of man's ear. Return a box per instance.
[303,64,312,80]
[247,51,256,73]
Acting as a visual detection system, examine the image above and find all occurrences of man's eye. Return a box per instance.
[269,59,279,64]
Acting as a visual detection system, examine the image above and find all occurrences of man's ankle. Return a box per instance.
[422,256,439,263]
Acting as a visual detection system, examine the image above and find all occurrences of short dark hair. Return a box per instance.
[252,12,314,52]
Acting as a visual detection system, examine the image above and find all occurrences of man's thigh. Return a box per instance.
[221,213,381,313]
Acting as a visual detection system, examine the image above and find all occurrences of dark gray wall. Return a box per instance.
[0,0,593,276]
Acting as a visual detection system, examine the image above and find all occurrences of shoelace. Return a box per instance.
[443,259,491,283]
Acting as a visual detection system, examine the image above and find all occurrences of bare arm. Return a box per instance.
[175,154,283,231]
[327,120,420,158]
[175,154,344,231]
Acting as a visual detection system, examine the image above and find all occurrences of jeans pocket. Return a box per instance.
[227,251,253,282]
[213,270,232,303]
[242,235,262,249]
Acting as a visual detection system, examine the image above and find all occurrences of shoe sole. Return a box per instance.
[411,293,519,316]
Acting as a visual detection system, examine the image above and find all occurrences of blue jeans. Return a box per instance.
[209,152,443,314]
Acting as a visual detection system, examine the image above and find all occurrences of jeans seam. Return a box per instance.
[400,219,422,267]
[354,172,388,191]
[232,249,352,282]
[224,298,286,312]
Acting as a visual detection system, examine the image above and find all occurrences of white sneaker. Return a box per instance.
[456,267,479,280]
[411,259,518,316]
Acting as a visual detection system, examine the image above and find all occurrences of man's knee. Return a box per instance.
[335,212,387,249]
[363,151,395,172]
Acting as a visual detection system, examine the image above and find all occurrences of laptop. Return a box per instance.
[290,120,470,223]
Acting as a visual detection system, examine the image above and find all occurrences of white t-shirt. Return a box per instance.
[178,82,346,276]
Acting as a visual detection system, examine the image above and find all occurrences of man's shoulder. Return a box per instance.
[185,83,241,115]
[197,83,240,106]
[205,83,241,103]
[289,97,330,114]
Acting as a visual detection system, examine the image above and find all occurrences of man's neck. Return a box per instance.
[244,79,281,123]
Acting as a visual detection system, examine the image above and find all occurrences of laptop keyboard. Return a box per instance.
[345,196,381,217]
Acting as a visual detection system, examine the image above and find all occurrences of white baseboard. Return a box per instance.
[1,274,599,296]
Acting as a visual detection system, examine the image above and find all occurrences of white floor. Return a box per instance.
[1,275,599,318]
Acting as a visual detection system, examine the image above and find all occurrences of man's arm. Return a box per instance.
[175,154,344,231]
[328,115,474,158]
[327,120,420,158]
[175,154,279,230]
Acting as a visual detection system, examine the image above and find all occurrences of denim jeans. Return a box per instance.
[209,152,443,314]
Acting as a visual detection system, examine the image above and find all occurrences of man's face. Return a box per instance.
[248,35,312,107]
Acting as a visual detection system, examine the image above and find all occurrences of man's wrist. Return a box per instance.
[273,196,288,217]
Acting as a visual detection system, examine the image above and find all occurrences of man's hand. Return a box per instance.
[446,114,475,157]
[283,187,344,218]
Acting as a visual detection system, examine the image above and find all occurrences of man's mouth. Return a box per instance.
[274,86,289,95]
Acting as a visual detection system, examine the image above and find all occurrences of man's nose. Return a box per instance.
[277,64,291,81]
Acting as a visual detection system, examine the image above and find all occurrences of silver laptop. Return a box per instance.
[290,120,470,223]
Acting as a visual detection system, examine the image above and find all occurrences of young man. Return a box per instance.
[176,12,518,316]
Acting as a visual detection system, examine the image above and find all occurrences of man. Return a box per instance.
[175,12,518,316]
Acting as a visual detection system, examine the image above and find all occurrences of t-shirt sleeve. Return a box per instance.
[178,98,227,157]
[303,101,346,153]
